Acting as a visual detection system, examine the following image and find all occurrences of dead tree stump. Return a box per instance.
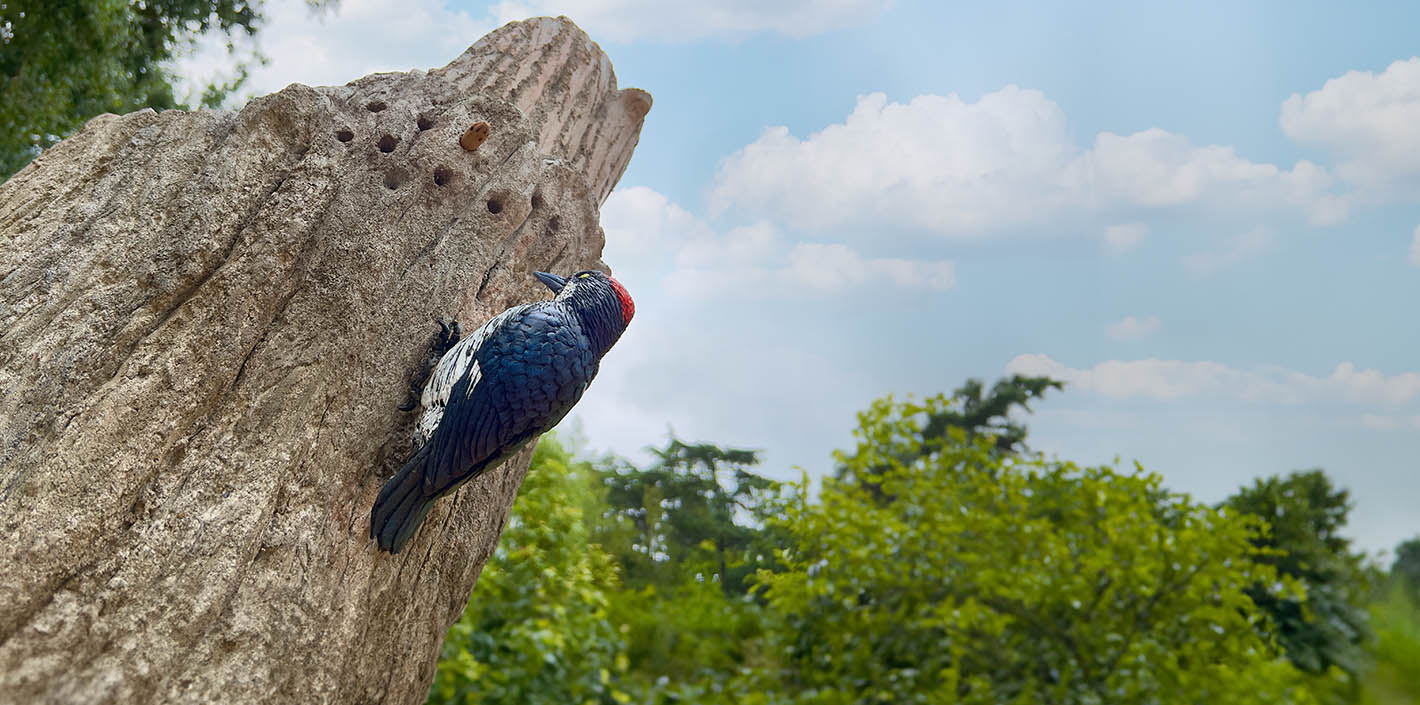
[0,16,649,705]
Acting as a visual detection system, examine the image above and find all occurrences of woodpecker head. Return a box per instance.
[535,270,634,353]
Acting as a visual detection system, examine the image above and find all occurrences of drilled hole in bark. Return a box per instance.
[530,192,544,210]
[335,129,354,142]
[433,166,453,187]
[547,216,560,232]
[367,100,387,112]
[486,199,503,214]
[384,169,408,190]
[378,135,399,153]
[417,115,435,131]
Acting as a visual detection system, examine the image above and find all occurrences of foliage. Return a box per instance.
[1358,577,1420,705]
[607,571,774,703]
[1391,538,1420,592]
[429,390,1396,705]
[920,375,1063,455]
[0,0,312,180]
[592,437,782,700]
[429,434,780,704]
[428,437,626,705]
[758,394,1313,705]
[598,437,779,596]
[1225,471,1373,693]
[836,376,1060,500]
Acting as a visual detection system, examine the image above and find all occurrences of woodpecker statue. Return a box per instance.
[371,270,634,553]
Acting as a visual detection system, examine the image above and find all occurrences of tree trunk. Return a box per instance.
[0,16,649,705]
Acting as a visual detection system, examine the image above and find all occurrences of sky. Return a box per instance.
[178,0,1420,556]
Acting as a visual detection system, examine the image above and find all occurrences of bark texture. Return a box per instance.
[0,16,649,705]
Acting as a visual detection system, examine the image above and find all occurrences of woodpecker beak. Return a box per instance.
[534,271,567,293]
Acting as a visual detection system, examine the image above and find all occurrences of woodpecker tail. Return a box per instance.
[370,444,436,554]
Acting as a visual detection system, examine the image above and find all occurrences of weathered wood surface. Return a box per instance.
[0,16,648,705]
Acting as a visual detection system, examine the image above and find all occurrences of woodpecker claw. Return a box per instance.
[398,319,463,412]
[397,383,420,412]
[433,319,461,357]
[439,320,461,352]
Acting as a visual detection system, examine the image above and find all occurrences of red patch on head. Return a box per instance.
[608,276,635,325]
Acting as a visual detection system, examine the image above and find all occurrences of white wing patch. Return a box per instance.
[462,359,482,399]
[412,307,522,447]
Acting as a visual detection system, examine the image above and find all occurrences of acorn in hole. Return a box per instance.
[460,121,491,151]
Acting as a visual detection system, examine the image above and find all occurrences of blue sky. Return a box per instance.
[180,0,1420,555]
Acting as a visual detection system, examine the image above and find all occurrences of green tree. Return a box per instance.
[0,0,310,180]
[758,394,1312,705]
[429,437,626,705]
[1391,538,1420,592]
[606,566,775,703]
[836,376,1061,501]
[1225,471,1372,695]
[593,437,782,701]
[1358,576,1420,705]
[921,375,1063,455]
[599,437,778,596]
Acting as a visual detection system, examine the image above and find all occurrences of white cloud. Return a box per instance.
[676,222,778,269]
[488,0,892,42]
[710,89,1088,235]
[669,240,956,298]
[1410,224,1420,267]
[602,186,709,247]
[1007,354,1420,406]
[1105,315,1161,341]
[1008,354,1240,402]
[1281,57,1420,193]
[174,0,491,102]
[1089,130,1345,224]
[1103,223,1147,253]
[600,186,712,283]
[602,187,955,299]
[789,243,956,290]
[710,89,1344,238]
[1328,362,1420,406]
[1182,226,1273,274]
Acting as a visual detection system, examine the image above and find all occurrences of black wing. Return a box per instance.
[420,305,598,496]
